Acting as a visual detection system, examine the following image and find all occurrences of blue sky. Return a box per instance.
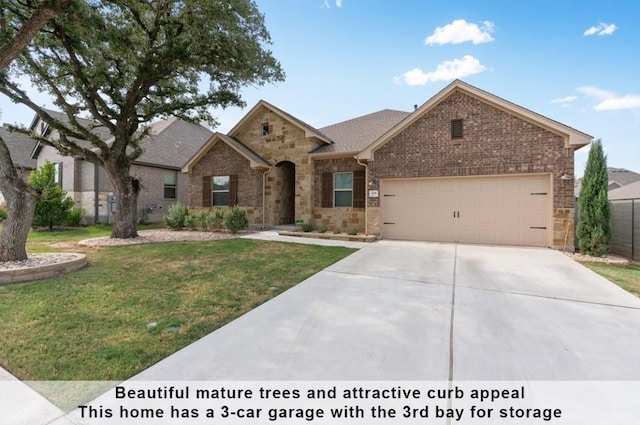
[1,0,638,177]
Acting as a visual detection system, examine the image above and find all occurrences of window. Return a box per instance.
[261,123,270,136]
[163,170,177,199]
[334,172,353,207]
[212,176,230,206]
[451,119,463,139]
[53,162,62,187]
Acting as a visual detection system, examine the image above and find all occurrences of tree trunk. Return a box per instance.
[105,162,139,239]
[0,138,37,261]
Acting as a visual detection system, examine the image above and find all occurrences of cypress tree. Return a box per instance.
[576,139,611,256]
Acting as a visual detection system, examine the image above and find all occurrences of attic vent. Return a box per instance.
[451,119,463,139]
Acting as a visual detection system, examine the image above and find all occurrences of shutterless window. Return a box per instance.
[163,170,177,199]
[451,119,463,139]
[261,123,269,136]
[53,162,62,186]
[334,172,353,207]
[212,176,230,206]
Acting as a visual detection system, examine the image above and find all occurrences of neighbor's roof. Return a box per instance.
[0,126,37,169]
[182,132,271,173]
[607,167,640,189]
[311,109,410,155]
[574,167,640,197]
[358,79,593,160]
[609,180,640,200]
[30,110,211,169]
[135,117,213,169]
[228,100,333,145]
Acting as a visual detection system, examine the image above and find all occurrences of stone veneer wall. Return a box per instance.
[232,106,325,224]
[368,89,577,248]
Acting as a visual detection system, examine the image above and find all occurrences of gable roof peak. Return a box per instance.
[227,100,332,145]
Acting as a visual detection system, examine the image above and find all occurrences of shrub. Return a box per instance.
[576,139,611,256]
[0,204,7,222]
[29,160,75,230]
[318,225,328,234]
[184,214,196,230]
[66,207,85,227]
[301,223,313,232]
[212,209,225,231]
[163,202,188,231]
[223,205,249,234]
[347,228,358,235]
[333,228,341,234]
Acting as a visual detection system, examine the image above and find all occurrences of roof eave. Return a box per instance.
[357,79,594,159]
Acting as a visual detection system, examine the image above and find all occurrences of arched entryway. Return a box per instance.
[273,161,296,225]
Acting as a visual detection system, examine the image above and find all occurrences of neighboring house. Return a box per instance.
[574,167,640,197]
[608,180,640,261]
[30,111,212,223]
[183,80,592,249]
[0,126,38,204]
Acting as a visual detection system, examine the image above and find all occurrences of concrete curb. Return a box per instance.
[0,254,87,286]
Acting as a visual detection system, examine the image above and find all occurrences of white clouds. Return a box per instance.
[578,86,640,111]
[396,55,486,86]
[425,19,495,45]
[594,95,640,111]
[321,0,342,8]
[583,23,617,36]
[550,96,577,108]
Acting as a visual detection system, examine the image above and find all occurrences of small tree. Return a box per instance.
[576,139,611,256]
[29,160,75,230]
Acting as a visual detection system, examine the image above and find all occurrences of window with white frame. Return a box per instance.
[334,172,353,207]
[164,170,177,199]
[212,176,230,206]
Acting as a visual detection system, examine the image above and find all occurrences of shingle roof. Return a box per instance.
[135,118,213,168]
[574,167,640,197]
[607,167,640,188]
[609,180,640,200]
[217,133,271,168]
[31,110,212,169]
[0,127,37,169]
[312,109,410,154]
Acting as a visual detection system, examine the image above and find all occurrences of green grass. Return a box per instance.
[0,231,355,380]
[580,261,640,298]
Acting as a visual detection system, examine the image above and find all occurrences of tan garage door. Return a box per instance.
[380,174,551,247]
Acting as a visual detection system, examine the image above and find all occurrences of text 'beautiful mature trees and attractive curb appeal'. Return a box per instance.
[1,0,284,242]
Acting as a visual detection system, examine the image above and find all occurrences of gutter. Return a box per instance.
[94,162,99,224]
[356,157,369,235]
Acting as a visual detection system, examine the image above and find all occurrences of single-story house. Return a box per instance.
[29,110,212,223]
[183,80,592,250]
[0,126,38,204]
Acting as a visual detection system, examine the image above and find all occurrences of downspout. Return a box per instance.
[356,158,369,235]
[262,166,273,229]
[94,162,99,224]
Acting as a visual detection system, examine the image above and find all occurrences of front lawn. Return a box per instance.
[0,234,354,380]
[580,261,640,298]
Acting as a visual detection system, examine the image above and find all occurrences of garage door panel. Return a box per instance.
[381,175,550,247]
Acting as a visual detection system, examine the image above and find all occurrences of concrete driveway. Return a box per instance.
[133,240,640,381]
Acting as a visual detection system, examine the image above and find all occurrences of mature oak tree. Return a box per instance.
[1,0,284,239]
[0,0,71,261]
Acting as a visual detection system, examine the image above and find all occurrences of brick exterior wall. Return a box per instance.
[187,140,263,224]
[312,157,366,232]
[367,90,577,248]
